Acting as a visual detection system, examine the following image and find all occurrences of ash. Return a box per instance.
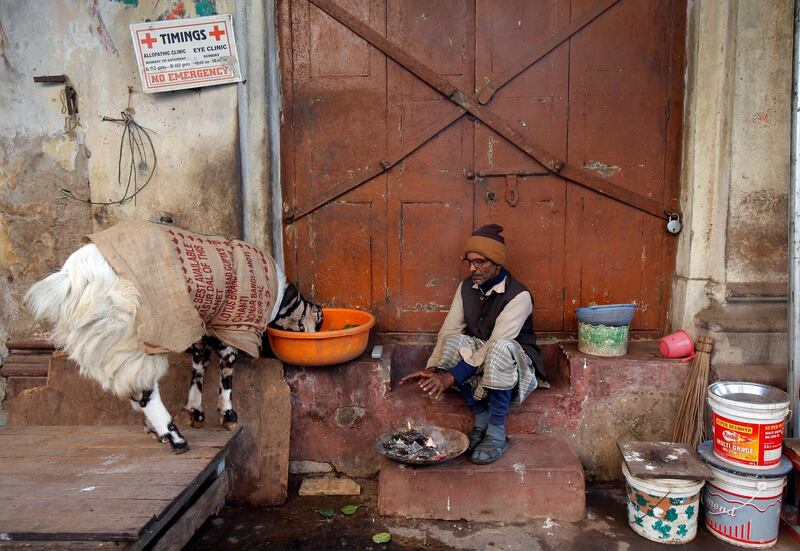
[383,428,447,460]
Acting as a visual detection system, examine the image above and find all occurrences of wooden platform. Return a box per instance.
[0,425,239,549]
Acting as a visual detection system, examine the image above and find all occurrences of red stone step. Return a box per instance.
[377,433,585,522]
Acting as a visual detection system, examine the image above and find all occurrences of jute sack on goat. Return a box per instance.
[82,220,277,357]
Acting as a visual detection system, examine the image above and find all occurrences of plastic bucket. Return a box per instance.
[708,382,790,469]
[578,322,628,357]
[659,330,694,359]
[703,465,786,548]
[622,463,704,544]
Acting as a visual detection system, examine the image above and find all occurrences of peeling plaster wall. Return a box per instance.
[0,0,241,358]
[673,0,792,332]
[726,0,792,291]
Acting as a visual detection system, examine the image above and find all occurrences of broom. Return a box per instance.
[671,335,714,447]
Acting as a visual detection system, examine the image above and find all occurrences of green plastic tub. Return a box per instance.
[578,322,629,356]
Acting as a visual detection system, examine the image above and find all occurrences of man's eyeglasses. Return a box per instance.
[462,257,491,268]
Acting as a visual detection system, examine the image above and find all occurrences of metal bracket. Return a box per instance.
[33,74,78,115]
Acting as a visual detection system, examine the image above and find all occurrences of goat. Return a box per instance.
[26,220,323,453]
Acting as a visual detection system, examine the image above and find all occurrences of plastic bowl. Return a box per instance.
[575,303,636,327]
[266,308,376,366]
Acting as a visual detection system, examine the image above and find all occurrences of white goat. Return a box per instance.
[26,223,322,453]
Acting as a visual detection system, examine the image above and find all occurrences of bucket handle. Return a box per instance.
[703,482,767,516]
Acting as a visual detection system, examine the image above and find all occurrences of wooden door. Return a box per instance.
[279,0,685,335]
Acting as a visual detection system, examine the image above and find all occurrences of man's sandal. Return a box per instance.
[466,426,486,454]
[469,436,510,465]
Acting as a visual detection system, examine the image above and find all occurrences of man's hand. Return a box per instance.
[399,369,455,399]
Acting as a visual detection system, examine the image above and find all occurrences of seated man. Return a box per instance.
[402,224,545,464]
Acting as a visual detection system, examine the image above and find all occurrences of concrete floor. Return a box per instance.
[188,480,799,550]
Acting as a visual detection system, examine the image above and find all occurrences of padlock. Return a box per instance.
[666,214,682,234]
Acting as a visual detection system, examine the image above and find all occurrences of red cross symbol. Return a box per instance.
[209,25,226,41]
[140,32,158,49]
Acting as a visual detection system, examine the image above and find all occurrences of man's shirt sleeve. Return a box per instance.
[426,282,467,369]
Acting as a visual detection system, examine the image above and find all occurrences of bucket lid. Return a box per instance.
[708,381,790,409]
[696,440,792,478]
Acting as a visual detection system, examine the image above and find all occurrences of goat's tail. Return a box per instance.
[25,267,73,327]
[25,244,167,397]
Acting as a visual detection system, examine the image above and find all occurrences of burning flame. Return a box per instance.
[425,436,436,448]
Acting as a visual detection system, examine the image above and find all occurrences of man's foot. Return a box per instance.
[470,424,509,464]
[467,426,486,454]
[466,410,490,454]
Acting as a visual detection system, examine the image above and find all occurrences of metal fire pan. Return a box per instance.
[374,426,469,466]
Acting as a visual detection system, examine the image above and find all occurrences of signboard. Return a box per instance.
[130,14,242,93]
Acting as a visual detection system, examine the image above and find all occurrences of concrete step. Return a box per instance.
[694,301,787,364]
[377,433,585,522]
[710,363,787,390]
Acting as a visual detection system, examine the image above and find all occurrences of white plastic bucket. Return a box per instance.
[703,465,787,548]
[622,463,704,544]
[708,382,790,470]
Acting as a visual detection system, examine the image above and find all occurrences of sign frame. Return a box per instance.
[130,14,242,94]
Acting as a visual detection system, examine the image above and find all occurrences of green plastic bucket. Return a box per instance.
[578,322,629,356]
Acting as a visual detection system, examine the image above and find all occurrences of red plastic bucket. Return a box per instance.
[659,330,694,360]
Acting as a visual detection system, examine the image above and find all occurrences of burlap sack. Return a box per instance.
[82,220,277,357]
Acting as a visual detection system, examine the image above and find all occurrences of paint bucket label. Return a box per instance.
[712,411,784,468]
[703,481,783,547]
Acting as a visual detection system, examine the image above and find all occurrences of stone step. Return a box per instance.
[709,363,787,390]
[694,301,788,364]
[377,433,585,522]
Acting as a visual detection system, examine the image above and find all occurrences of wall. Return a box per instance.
[0,0,242,352]
[0,0,252,426]
[726,0,792,293]
[672,0,792,333]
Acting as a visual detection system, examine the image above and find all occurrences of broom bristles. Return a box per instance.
[671,336,714,446]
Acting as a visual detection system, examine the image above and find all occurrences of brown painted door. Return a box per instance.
[279,0,685,335]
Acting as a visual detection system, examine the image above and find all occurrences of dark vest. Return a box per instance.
[460,273,545,379]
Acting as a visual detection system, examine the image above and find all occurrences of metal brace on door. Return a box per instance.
[287,0,679,227]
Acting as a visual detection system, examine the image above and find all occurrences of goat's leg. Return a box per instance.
[130,395,158,438]
[185,338,211,428]
[133,381,189,454]
[215,344,239,430]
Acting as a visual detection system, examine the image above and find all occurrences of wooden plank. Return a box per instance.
[618,441,713,480]
[0,456,217,475]
[130,461,228,550]
[0,426,238,543]
[0,444,223,459]
[0,509,147,541]
[0,473,199,489]
[0,481,194,501]
[149,471,230,551]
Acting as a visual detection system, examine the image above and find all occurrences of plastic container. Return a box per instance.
[708,382,790,470]
[659,330,695,360]
[698,440,792,548]
[575,303,636,326]
[266,308,375,366]
[622,463,704,544]
[578,322,628,356]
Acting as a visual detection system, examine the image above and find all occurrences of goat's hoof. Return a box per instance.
[171,441,190,454]
[221,410,238,430]
[189,409,206,429]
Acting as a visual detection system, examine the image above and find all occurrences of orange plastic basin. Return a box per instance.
[266,308,376,366]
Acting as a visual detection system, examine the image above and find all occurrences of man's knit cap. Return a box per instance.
[463,223,506,265]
